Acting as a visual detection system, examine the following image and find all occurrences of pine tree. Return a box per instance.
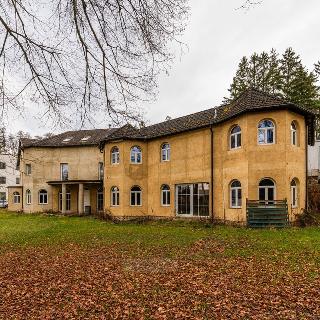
[315,61,320,78]
[226,48,320,109]
[267,49,282,95]
[279,48,303,101]
[226,56,250,101]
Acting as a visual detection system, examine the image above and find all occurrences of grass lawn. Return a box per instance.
[1,210,320,319]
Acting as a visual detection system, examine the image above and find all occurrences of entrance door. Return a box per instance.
[84,189,91,213]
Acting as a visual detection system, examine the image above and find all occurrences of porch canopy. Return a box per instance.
[47,180,102,214]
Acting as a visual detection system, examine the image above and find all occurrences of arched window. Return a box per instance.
[161,184,170,206]
[111,186,119,206]
[230,125,241,149]
[26,189,32,205]
[111,146,120,164]
[259,178,276,202]
[258,119,275,144]
[230,180,242,208]
[39,189,48,204]
[130,186,142,206]
[161,143,171,161]
[130,146,142,164]
[13,192,20,204]
[291,121,298,146]
[291,179,298,208]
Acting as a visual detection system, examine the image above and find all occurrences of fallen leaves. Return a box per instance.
[0,241,319,319]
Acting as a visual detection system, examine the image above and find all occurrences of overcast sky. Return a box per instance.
[9,0,320,136]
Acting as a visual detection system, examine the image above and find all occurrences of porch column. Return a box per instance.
[78,183,84,215]
[61,183,66,214]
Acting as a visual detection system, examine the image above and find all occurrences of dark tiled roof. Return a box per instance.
[103,88,316,142]
[22,129,116,148]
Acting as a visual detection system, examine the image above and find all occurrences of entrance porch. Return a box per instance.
[47,180,103,215]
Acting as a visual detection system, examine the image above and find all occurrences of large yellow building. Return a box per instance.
[100,89,315,223]
[8,89,316,224]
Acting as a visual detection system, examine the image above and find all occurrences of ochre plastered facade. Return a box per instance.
[104,109,306,222]
[7,108,308,223]
[8,146,103,214]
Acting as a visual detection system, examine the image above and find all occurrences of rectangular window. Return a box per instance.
[60,163,69,181]
[0,192,6,200]
[161,190,170,206]
[16,177,20,184]
[98,162,104,180]
[0,177,6,184]
[39,192,48,204]
[26,164,32,175]
[176,183,209,217]
[59,192,71,211]
[0,162,6,169]
[231,188,242,208]
[97,191,104,211]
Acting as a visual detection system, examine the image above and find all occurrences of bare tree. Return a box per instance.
[0,0,188,127]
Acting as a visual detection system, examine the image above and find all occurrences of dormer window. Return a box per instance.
[62,137,73,143]
[81,136,91,142]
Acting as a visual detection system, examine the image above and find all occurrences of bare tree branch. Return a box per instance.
[0,0,189,128]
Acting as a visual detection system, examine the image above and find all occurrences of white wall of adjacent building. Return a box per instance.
[0,154,21,202]
[308,138,320,176]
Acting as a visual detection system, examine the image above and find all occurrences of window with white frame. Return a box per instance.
[16,177,20,184]
[111,186,119,206]
[259,178,276,203]
[13,192,20,204]
[130,186,142,206]
[59,191,71,211]
[25,164,32,175]
[39,189,48,204]
[130,146,142,164]
[0,162,6,169]
[0,177,6,184]
[291,121,298,146]
[111,146,120,164]
[230,180,242,208]
[60,163,69,181]
[26,189,32,205]
[291,179,298,208]
[161,143,170,161]
[230,125,241,149]
[97,188,104,211]
[176,183,209,216]
[161,184,170,206]
[98,162,104,180]
[258,119,275,144]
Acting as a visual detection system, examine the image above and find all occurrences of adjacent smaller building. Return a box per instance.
[8,129,114,214]
[0,153,21,206]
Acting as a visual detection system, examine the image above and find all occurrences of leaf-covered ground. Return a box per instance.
[0,212,320,319]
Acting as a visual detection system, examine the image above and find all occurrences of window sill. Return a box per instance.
[258,143,275,146]
[161,204,171,207]
[230,206,242,209]
[130,205,142,207]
